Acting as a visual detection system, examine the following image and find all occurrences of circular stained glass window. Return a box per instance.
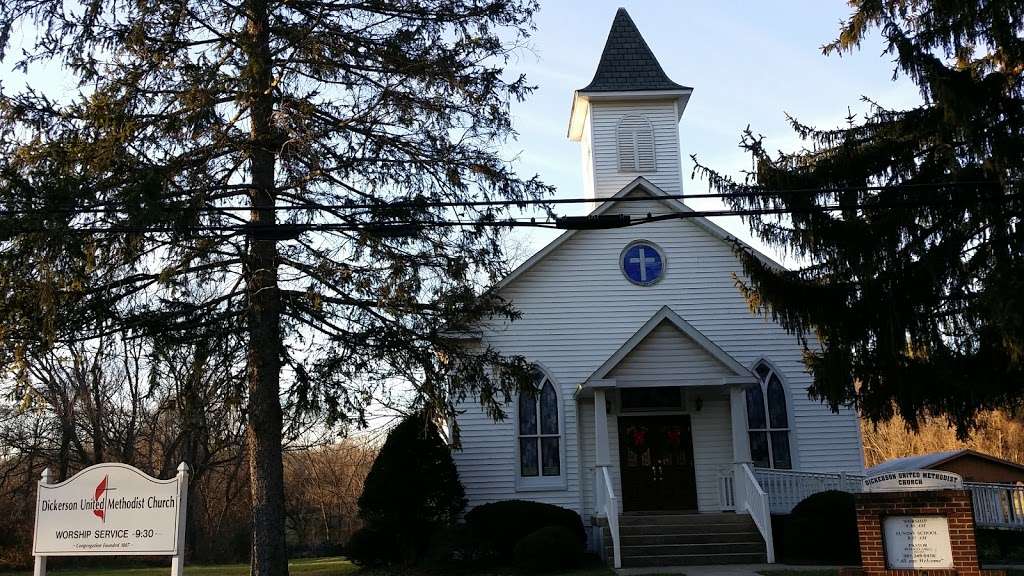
[621,241,665,286]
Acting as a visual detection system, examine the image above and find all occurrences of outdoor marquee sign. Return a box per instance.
[32,462,189,576]
[862,469,963,493]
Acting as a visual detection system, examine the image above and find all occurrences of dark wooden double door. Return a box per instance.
[618,415,698,511]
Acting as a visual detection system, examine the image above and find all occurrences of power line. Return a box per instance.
[3,192,1017,237]
[0,180,1013,217]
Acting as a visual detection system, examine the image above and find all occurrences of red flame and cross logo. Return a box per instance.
[93,475,112,522]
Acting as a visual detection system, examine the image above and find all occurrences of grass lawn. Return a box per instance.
[0,557,617,576]
[0,557,357,576]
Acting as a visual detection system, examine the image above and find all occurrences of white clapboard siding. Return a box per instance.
[608,321,735,386]
[691,396,734,511]
[580,111,596,200]
[453,189,864,522]
[453,388,580,514]
[586,100,682,199]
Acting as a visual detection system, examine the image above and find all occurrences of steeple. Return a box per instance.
[581,8,690,93]
[568,8,692,201]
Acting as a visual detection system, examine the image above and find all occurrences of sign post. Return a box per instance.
[170,463,189,576]
[32,462,189,576]
[33,468,50,576]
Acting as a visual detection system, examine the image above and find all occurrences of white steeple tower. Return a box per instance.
[568,8,692,200]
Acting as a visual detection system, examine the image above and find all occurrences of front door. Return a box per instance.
[618,415,698,511]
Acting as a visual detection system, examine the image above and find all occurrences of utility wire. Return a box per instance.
[3,192,1018,237]
[0,180,1014,217]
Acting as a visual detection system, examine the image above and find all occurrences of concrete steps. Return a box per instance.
[606,512,768,568]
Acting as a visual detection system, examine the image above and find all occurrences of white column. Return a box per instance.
[594,388,611,467]
[33,468,51,576]
[729,385,752,510]
[170,463,190,576]
[729,385,751,464]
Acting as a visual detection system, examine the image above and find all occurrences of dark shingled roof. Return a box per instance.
[581,8,689,93]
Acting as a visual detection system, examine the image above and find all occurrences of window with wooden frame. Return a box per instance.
[518,369,560,478]
[617,114,656,172]
[745,361,792,469]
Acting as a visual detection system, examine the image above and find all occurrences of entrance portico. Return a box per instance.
[580,306,758,516]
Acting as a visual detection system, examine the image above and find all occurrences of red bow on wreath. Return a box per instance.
[630,428,647,449]
[666,428,681,447]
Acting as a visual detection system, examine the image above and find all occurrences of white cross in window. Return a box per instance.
[629,247,657,282]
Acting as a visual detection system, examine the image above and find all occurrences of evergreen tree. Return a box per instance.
[357,412,465,563]
[0,1,545,574]
[694,0,1024,437]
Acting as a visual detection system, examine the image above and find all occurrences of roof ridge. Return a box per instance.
[581,8,689,93]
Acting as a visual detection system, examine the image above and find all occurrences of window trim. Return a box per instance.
[514,364,567,491]
[616,114,656,173]
[746,359,798,470]
[619,240,667,287]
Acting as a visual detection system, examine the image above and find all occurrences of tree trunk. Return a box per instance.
[244,0,288,574]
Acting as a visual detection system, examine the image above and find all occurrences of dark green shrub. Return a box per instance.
[421,523,498,568]
[782,490,860,564]
[345,527,393,566]
[356,412,466,564]
[465,500,585,560]
[977,528,1024,564]
[513,525,584,573]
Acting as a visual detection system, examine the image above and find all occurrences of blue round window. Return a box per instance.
[621,242,665,286]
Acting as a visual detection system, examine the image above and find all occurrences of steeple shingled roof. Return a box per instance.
[581,8,689,93]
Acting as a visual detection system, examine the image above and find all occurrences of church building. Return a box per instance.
[451,8,865,568]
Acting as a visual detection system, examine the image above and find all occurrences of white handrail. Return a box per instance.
[755,468,865,514]
[736,463,775,563]
[965,482,1024,529]
[754,468,1024,531]
[595,465,621,568]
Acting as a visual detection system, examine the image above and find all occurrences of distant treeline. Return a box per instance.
[861,410,1024,468]
[0,334,376,569]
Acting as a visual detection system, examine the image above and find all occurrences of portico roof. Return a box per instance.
[576,306,757,397]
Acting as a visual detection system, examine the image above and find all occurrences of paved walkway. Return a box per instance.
[617,564,844,576]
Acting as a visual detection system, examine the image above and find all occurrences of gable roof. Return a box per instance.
[867,449,1024,475]
[581,8,690,93]
[579,306,756,394]
[495,177,783,291]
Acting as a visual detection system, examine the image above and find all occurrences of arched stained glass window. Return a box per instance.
[518,370,561,477]
[745,361,792,469]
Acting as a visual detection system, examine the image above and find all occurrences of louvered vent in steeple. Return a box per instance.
[617,114,656,172]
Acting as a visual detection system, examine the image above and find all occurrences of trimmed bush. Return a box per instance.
[465,500,586,560]
[345,527,393,566]
[781,490,860,564]
[977,528,1024,564]
[513,525,584,573]
[355,412,466,564]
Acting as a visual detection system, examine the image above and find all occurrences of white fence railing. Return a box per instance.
[594,465,621,568]
[967,482,1024,530]
[755,468,865,514]
[735,463,775,563]
[753,467,1024,531]
[719,471,735,510]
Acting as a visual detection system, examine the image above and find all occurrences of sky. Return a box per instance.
[0,1,928,430]
[503,0,924,260]
[0,1,924,261]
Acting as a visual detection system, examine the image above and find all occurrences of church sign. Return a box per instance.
[862,469,963,492]
[882,516,955,569]
[854,484,985,575]
[33,463,189,576]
